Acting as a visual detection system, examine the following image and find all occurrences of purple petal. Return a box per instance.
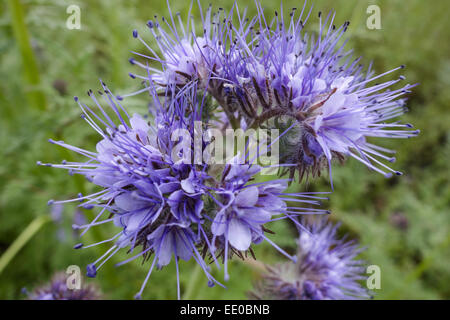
[228,218,252,251]
[235,186,259,207]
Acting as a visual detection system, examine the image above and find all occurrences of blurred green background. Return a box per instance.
[0,0,449,299]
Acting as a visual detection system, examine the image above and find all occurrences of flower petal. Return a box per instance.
[228,218,252,251]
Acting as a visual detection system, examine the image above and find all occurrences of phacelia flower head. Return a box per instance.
[41,82,327,299]
[128,2,254,129]
[250,217,370,300]
[26,272,100,300]
[129,2,232,90]
[133,2,418,182]
[220,3,419,181]
[41,83,220,299]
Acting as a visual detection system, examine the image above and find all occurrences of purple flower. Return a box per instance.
[132,2,418,181]
[50,203,66,241]
[211,174,286,252]
[42,82,326,298]
[220,5,419,180]
[128,3,252,129]
[129,3,229,90]
[42,83,221,299]
[27,272,100,300]
[209,158,329,281]
[39,0,420,301]
[250,218,370,300]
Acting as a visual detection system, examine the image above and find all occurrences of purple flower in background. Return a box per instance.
[250,218,370,300]
[27,272,100,300]
[72,208,87,238]
[50,203,66,241]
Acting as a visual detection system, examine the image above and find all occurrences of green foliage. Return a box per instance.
[0,0,449,299]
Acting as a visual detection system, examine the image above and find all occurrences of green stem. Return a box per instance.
[0,215,51,276]
[182,263,202,300]
[7,0,47,110]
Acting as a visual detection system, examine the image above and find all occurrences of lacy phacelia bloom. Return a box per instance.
[132,2,418,181]
[41,83,327,299]
[221,5,419,181]
[210,160,328,281]
[27,272,100,300]
[129,4,227,90]
[128,3,252,129]
[250,218,369,300]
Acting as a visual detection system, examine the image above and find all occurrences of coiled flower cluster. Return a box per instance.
[42,81,327,298]
[42,1,417,299]
[130,2,418,181]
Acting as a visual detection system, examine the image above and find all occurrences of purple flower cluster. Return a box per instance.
[250,218,369,300]
[27,272,100,300]
[130,5,223,89]
[42,80,327,299]
[42,1,418,300]
[131,2,418,181]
